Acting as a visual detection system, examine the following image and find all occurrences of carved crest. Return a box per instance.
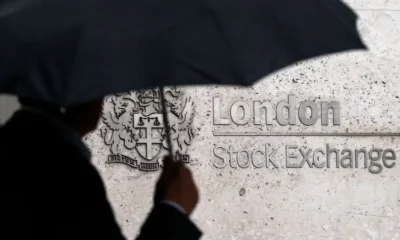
[100,87,195,171]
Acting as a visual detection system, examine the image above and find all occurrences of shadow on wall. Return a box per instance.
[0,95,20,126]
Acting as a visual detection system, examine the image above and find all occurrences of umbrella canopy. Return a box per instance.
[0,0,366,107]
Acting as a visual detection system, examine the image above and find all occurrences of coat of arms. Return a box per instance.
[100,87,195,171]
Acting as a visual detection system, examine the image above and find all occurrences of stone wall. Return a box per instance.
[1,1,399,239]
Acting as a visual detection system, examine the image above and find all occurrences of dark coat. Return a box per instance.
[0,110,202,239]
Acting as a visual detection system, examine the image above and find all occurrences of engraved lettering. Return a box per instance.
[254,101,273,125]
[286,145,299,168]
[321,101,340,126]
[213,146,227,168]
[299,101,318,126]
[276,95,296,126]
[313,149,325,168]
[299,147,313,168]
[231,101,251,125]
[213,97,230,125]
[382,149,396,168]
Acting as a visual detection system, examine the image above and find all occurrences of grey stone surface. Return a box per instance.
[0,95,19,125]
[345,0,400,9]
[1,2,400,239]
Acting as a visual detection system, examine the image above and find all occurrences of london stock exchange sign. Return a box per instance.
[100,87,195,171]
[100,90,399,174]
[212,95,398,174]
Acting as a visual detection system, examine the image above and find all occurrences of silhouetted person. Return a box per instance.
[0,97,201,239]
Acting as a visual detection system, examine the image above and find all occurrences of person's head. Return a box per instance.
[19,97,104,137]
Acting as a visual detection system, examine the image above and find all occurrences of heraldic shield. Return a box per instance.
[100,87,195,171]
[134,113,163,161]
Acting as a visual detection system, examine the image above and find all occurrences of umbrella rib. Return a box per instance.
[159,87,175,159]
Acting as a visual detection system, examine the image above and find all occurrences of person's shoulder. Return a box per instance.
[0,110,84,163]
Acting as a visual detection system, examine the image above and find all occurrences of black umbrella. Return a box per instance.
[0,0,366,156]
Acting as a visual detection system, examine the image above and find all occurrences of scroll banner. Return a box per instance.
[108,154,190,171]
[108,154,140,169]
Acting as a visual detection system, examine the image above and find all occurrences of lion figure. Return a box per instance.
[162,87,196,154]
[100,92,140,154]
